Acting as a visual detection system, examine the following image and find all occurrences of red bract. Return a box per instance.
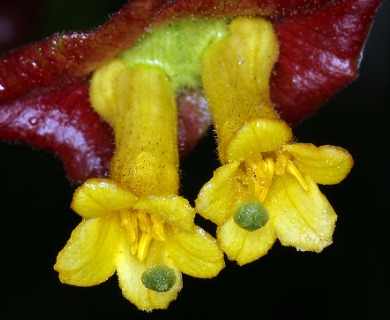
[0,80,112,182]
[0,0,382,182]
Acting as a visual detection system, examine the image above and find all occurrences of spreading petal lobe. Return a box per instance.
[71,179,138,218]
[265,174,337,252]
[54,215,122,286]
[218,216,277,265]
[133,196,195,232]
[226,118,292,162]
[196,161,241,225]
[285,143,354,185]
[116,240,183,311]
[166,227,225,278]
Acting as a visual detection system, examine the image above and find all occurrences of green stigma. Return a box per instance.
[233,201,269,231]
[141,264,176,292]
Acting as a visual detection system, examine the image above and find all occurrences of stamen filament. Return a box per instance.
[137,232,153,261]
[258,158,275,202]
[286,160,309,191]
[151,215,166,241]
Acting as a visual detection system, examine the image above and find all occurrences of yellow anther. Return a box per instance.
[245,156,262,197]
[120,210,166,261]
[130,242,138,256]
[151,215,166,241]
[286,160,309,191]
[120,211,139,255]
[138,211,151,233]
[120,211,137,243]
[246,157,275,202]
[244,163,257,198]
[275,149,289,175]
[258,158,275,202]
[137,232,153,261]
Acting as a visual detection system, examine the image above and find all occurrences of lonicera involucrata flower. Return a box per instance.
[54,60,224,310]
[0,0,381,311]
[195,17,353,265]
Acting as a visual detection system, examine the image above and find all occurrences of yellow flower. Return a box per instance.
[196,117,353,265]
[54,61,224,310]
[195,17,353,265]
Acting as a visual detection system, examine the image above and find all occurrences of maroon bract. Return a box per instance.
[271,0,383,123]
[0,0,382,182]
[0,80,113,182]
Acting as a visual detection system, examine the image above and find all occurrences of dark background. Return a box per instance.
[0,0,389,319]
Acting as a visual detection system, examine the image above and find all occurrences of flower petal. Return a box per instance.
[116,239,183,311]
[166,226,225,278]
[217,215,277,265]
[54,214,122,286]
[285,143,354,184]
[71,178,138,218]
[195,161,241,225]
[133,196,195,232]
[226,118,292,162]
[265,174,337,252]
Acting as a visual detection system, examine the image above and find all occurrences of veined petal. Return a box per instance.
[116,239,182,311]
[166,226,225,278]
[71,178,138,218]
[195,161,241,225]
[133,196,195,232]
[265,174,337,252]
[218,215,277,265]
[54,214,122,286]
[225,118,292,162]
[284,143,353,185]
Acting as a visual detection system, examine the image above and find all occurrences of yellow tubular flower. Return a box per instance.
[196,17,354,265]
[54,61,224,311]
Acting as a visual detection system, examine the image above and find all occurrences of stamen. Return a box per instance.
[286,160,309,191]
[137,232,152,261]
[138,212,151,233]
[151,215,166,241]
[258,158,275,202]
[233,201,269,231]
[141,264,176,292]
[247,158,275,202]
[245,162,258,197]
[128,214,139,255]
[275,149,289,175]
[120,211,139,254]
[120,211,166,260]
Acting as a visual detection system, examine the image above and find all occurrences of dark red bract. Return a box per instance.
[0,0,383,182]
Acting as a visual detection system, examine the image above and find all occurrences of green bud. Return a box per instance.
[233,201,269,231]
[141,264,176,292]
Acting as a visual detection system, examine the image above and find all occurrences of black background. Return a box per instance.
[0,0,389,319]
